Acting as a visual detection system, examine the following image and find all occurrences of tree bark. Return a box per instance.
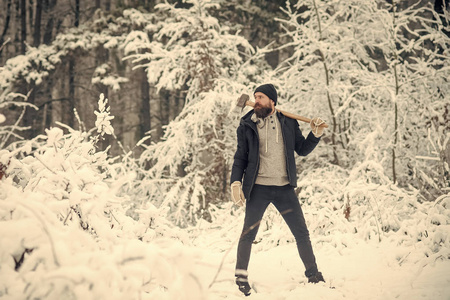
[28,0,33,39]
[74,0,79,27]
[43,0,57,44]
[33,0,42,46]
[67,58,75,128]
[312,0,339,165]
[20,0,26,54]
[0,0,13,58]
[392,0,399,184]
[139,68,151,144]
[64,0,79,129]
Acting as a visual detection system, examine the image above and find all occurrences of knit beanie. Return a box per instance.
[254,84,277,105]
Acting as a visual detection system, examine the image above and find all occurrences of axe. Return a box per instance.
[236,94,329,128]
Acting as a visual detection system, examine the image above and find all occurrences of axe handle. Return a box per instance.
[276,108,329,128]
[245,101,329,128]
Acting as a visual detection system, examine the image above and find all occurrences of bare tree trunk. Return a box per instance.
[312,0,339,165]
[64,59,75,128]
[43,17,53,44]
[20,0,26,54]
[33,0,42,46]
[43,0,57,44]
[64,0,79,129]
[391,0,399,184]
[74,0,79,27]
[19,0,37,139]
[0,0,13,58]
[42,78,53,130]
[139,68,151,144]
[28,0,33,38]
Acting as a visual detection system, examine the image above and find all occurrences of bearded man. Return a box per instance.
[230,84,325,296]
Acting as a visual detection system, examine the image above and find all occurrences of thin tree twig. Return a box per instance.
[0,106,27,149]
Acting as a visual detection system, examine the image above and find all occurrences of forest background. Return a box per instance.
[0,0,449,299]
[1,0,449,218]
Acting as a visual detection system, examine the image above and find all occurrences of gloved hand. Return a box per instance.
[231,181,245,207]
[310,117,325,137]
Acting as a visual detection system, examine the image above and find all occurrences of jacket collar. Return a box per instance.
[240,110,285,131]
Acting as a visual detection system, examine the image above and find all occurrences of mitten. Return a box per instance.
[231,181,245,207]
[310,117,325,137]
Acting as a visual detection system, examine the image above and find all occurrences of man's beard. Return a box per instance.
[254,104,272,118]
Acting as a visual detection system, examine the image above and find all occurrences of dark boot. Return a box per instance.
[235,276,251,296]
[307,271,325,284]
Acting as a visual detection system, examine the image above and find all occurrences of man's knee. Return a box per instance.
[292,227,311,243]
[240,227,259,242]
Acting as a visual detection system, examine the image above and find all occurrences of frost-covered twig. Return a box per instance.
[208,237,238,289]
[0,89,38,148]
[34,154,58,175]
[0,37,10,52]
[0,106,27,148]
[74,108,86,133]
[367,194,382,242]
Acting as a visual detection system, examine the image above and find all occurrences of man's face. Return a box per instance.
[254,92,274,118]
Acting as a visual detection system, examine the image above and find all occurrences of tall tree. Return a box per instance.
[64,0,80,129]
[123,0,260,225]
[275,0,449,190]
[20,0,26,54]
[0,0,13,58]
[33,0,42,47]
[43,0,57,45]
[276,0,382,167]
[139,68,151,145]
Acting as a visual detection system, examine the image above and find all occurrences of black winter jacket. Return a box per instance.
[230,110,321,201]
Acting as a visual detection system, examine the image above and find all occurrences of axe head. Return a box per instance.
[236,94,250,112]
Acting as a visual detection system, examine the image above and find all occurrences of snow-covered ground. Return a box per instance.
[1,108,449,299]
[1,169,449,300]
[192,210,450,300]
[197,234,450,299]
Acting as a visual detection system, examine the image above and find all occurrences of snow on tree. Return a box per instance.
[124,0,255,97]
[121,0,262,226]
[0,9,146,146]
[0,1,449,298]
[274,0,449,196]
[403,4,450,200]
[0,95,205,299]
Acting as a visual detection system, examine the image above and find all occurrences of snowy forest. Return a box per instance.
[0,0,449,299]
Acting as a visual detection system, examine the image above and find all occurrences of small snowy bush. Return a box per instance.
[253,162,450,267]
[0,95,206,299]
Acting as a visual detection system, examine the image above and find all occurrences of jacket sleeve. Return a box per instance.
[230,124,248,184]
[294,121,321,156]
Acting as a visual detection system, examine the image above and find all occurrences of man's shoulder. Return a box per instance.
[239,110,254,125]
[241,110,254,120]
[277,111,298,125]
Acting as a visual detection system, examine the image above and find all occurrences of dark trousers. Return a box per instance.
[235,184,318,277]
